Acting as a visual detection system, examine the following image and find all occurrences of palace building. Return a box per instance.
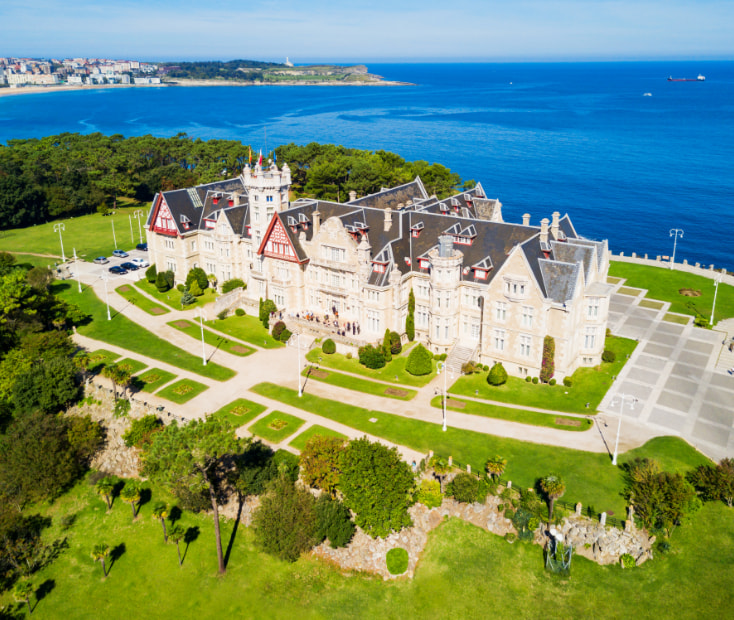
[146,161,612,379]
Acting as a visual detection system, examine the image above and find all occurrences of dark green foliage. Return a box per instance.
[487,362,508,386]
[405,313,415,342]
[185,267,209,292]
[217,309,229,321]
[180,288,196,307]
[123,414,163,448]
[525,376,532,383]
[563,376,573,387]
[233,444,299,499]
[234,308,245,316]
[407,288,415,314]
[511,507,536,542]
[687,458,734,507]
[260,299,277,329]
[389,331,402,355]
[532,376,539,384]
[0,509,61,582]
[0,251,17,276]
[66,414,104,465]
[11,356,80,415]
[358,344,386,369]
[382,329,393,362]
[253,474,317,562]
[448,473,480,504]
[221,278,245,293]
[176,282,185,292]
[620,553,636,568]
[314,495,355,548]
[300,435,346,496]
[416,479,443,509]
[273,449,300,482]
[188,280,203,297]
[405,344,431,376]
[279,328,292,342]
[602,349,616,363]
[549,378,556,386]
[145,264,157,283]
[155,272,170,292]
[385,547,409,575]
[338,437,414,538]
[322,339,336,355]
[540,335,555,383]
[271,321,286,340]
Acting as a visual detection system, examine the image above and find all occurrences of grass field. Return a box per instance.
[609,261,734,323]
[305,347,437,387]
[289,425,348,450]
[85,349,121,373]
[430,395,593,432]
[115,283,169,315]
[133,368,178,394]
[0,204,148,261]
[167,319,255,357]
[302,365,417,401]
[205,315,284,349]
[9,253,61,269]
[248,410,306,443]
[55,282,235,381]
[156,378,209,404]
[449,336,637,413]
[114,357,148,376]
[209,398,267,428]
[3,476,732,619]
[251,383,710,516]
[134,279,218,311]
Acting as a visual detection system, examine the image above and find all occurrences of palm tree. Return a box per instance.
[13,581,33,615]
[540,474,566,526]
[168,524,185,567]
[430,456,451,493]
[95,477,115,510]
[102,363,123,402]
[485,455,507,482]
[120,481,141,520]
[91,543,110,577]
[152,502,169,542]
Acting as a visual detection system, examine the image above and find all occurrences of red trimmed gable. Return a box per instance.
[151,195,178,236]
[258,215,300,263]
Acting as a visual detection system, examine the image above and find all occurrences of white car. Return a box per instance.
[131,258,150,268]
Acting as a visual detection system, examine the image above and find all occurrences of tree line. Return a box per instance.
[0,133,470,230]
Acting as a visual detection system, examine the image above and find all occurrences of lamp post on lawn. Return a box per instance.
[128,214,135,245]
[73,248,82,293]
[111,214,118,249]
[611,394,636,465]
[294,332,303,397]
[54,222,66,262]
[437,361,453,432]
[711,273,723,326]
[196,310,207,366]
[101,274,111,321]
[133,209,145,244]
[669,228,683,270]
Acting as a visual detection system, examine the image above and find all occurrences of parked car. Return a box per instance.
[112,249,129,258]
[136,243,148,252]
[93,256,109,264]
[120,262,139,271]
[131,257,150,268]
[108,266,128,275]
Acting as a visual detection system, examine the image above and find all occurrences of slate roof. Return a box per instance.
[348,178,429,210]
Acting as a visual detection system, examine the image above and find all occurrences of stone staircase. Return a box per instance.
[445,343,476,375]
[714,318,734,374]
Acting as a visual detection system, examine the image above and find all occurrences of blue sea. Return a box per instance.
[1,61,732,269]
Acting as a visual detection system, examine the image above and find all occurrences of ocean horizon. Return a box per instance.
[1,61,732,270]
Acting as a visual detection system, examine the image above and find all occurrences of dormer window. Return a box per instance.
[418,258,430,270]
[180,214,191,231]
[204,218,216,229]
[212,195,220,205]
[463,193,473,204]
[410,221,424,238]
[451,197,461,211]
[372,262,386,274]
[298,213,309,228]
[228,197,234,207]
[474,269,488,280]
[287,216,298,232]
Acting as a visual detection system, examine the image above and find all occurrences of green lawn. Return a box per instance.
[134,279,218,311]
[430,395,593,432]
[4,476,732,619]
[167,319,255,357]
[306,347,437,387]
[156,378,209,404]
[289,425,348,450]
[209,398,267,428]
[0,204,148,260]
[205,315,284,349]
[248,411,306,444]
[55,282,235,381]
[449,336,637,414]
[303,365,417,400]
[10,253,61,269]
[115,283,169,316]
[114,357,148,376]
[251,383,710,516]
[664,312,691,325]
[84,349,121,373]
[133,368,178,394]
[609,261,734,323]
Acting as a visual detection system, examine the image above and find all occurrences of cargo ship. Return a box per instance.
[667,75,705,81]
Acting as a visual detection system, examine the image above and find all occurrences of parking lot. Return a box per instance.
[69,246,150,283]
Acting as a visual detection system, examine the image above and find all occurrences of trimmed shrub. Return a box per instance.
[620,553,636,569]
[221,278,245,294]
[389,331,402,355]
[525,376,532,383]
[483,364,489,372]
[532,376,539,384]
[563,376,573,387]
[235,308,245,317]
[260,299,277,329]
[382,330,393,363]
[405,313,415,342]
[386,548,409,575]
[405,344,432,376]
[436,353,447,362]
[271,321,286,340]
[549,378,556,386]
[416,479,443,509]
[279,328,292,342]
[163,270,175,290]
[155,272,170,292]
[540,335,555,383]
[145,264,157,283]
[345,352,352,360]
[322,339,336,355]
[217,309,229,321]
[487,362,508,386]
[314,495,355,549]
[180,288,196,306]
[602,349,616,363]
[176,283,185,293]
[448,473,480,504]
[185,267,209,291]
[358,344,386,369]
[122,415,163,448]
[504,532,517,543]
[189,279,203,297]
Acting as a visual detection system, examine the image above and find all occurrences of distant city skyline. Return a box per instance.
[1,0,732,62]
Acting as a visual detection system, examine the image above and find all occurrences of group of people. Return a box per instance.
[291,310,361,338]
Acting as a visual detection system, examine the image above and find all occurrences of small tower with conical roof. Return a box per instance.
[241,160,291,248]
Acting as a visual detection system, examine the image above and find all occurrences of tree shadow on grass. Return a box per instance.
[224,494,244,569]
[32,579,56,613]
[168,505,183,526]
[138,487,152,512]
[108,543,126,574]
[182,526,200,564]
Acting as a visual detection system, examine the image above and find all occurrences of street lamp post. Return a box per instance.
[101,275,111,321]
[73,248,82,293]
[611,394,636,465]
[438,361,452,432]
[669,229,684,270]
[128,214,135,245]
[196,310,207,366]
[133,209,145,244]
[296,333,303,397]
[54,222,66,262]
[711,273,723,326]
[111,215,118,249]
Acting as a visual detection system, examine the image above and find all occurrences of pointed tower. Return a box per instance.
[242,161,291,249]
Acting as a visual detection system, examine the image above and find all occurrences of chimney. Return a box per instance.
[540,218,549,246]
[551,211,560,239]
[384,207,393,232]
[313,210,321,236]
[348,190,357,202]
[522,213,530,226]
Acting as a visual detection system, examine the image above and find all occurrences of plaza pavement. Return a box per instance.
[67,253,732,464]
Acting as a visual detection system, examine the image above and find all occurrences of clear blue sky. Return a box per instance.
[1,0,732,62]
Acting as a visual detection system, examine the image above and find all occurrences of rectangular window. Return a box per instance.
[494,329,505,351]
[165,239,175,250]
[496,302,507,322]
[520,335,532,357]
[587,297,600,318]
[417,306,429,328]
[204,240,214,251]
[584,327,597,350]
[253,207,260,223]
[266,195,274,203]
[190,240,197,251]
[331,273,340,287]
[366,309,381,333]
[521,306,534,328]
[471,322,480,339]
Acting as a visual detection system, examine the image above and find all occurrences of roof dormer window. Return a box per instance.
[180,214,191,231]
[410,221,424,238]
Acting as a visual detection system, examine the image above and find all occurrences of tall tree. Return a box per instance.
[540,474,566,526]
[300,435,346,497]
[91,543,110,577]
[142,418,241,574]
[95,477,116,510]
[168,524,185,567]
[119,481,141,520]
[152,502,169,542]
[13,581,34,615]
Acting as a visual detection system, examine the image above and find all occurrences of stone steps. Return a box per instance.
[445,343,476,374]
